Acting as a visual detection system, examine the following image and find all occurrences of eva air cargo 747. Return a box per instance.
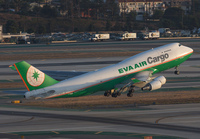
[10,43,193,99]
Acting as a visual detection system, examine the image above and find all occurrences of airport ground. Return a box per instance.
[0,39,200,138]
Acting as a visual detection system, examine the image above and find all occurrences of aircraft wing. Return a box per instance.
[115,70,153,90]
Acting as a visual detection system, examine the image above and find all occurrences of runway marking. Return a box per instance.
[127,133,143,136]
[7,133,18,135]
[85,110,91,112]
[0,117,34,124]
[147,134,162,137]
[52,131,59,134]
[155,116,176,124]
[3,51,13,54]
[95,131,103,134]
[1,97,9,98]
[2,110,200,134]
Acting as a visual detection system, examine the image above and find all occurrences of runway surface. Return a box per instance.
[1,39,200,138]
[0,103,200,138]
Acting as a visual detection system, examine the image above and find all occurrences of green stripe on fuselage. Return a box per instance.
[53,53,192,98]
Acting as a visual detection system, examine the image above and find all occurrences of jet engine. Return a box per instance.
[141,76,166,91]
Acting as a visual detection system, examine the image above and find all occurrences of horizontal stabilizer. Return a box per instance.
[9,65,16,71]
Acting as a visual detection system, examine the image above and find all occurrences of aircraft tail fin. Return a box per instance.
[13,61,59,91]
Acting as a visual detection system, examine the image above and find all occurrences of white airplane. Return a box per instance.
[10,43,193,99]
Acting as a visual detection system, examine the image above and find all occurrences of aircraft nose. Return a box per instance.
[185,46,193,54]
[189,47,193,53]
[180,44,193,54]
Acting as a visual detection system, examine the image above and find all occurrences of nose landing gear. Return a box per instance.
[174,70,180,75]
[174,66,180,75]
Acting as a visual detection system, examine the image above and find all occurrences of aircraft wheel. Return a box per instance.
[127,88,134,97]
[174,71,180,75]
[104,92,108,97]
[104,91,111,97]
[129,88,134,93]
[127,92,133,97]
[129,93,133,97]
[117,92,121,96]
[112,93,117,98]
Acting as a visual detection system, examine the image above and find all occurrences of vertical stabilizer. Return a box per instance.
[14,61,59,91]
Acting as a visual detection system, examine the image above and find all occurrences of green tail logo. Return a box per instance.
[14,61,59,91]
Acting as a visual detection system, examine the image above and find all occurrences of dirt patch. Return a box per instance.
[21,90,200,109]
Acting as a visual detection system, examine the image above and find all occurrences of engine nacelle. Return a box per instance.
[154,75,166,85]
[142,76,166,91]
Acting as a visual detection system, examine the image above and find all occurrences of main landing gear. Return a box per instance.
[104,89,122,98]
[104,86,135,98]
[174,66,180,75]
[104,89,120,97]
[104,90,111,97]
[111,91,121,98]
[127,86,134,97]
